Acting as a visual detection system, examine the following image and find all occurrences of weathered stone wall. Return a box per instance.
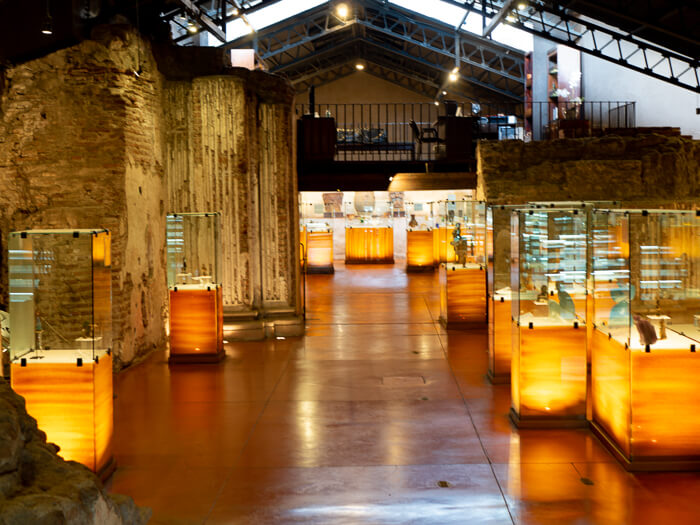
[477,135,700,206]
[0,27,168,368]
[0,377,150,524]
[163,71,299,314]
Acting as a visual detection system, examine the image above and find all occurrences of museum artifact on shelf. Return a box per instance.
[344,196,394,264]
[590,209,700,470]
[300,201,334,273]
[167,212,225,363]
[9,229,115,479]
[405,200,434,272]
[510,208,588,428]
[439,200,487,327]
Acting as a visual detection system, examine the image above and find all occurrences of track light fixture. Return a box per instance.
[41,0,53,35]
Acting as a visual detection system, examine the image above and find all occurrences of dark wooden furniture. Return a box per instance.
[436,116,474,161]
[297,116,336,162]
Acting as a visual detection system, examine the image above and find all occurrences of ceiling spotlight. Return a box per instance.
[187,19,198,33]
[448,72,459,82]
[41,0,53,35]
[442,90,447,96]
[517,2,527,9]
[337,3,349,19]
[506,14,516,23]
[451,66,459,74]
[434,101,440,106]
[41,17,53,35]
[355,63,365,70]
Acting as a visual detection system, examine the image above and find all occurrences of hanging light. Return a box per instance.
[41,0,53,35]
[187,18,198,33]
[449,72,459,82]
[355,62,365,70]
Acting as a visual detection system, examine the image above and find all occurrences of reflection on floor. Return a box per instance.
[108,263,700,524]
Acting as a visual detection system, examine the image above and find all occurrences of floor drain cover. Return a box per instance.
[382,375,426,387]
[437,481,451,488]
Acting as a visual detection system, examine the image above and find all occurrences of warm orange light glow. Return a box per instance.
[592,329,700,466]
[300,226,307,265]
[511,324,587,426]
[169,286,224,361]
[11,353,114,475]
[439,264,487,327]
[406,230,434,269]
[345,227,393,263]
[433,227,456,265]
[488,298,512,382]
[306,231,333,269]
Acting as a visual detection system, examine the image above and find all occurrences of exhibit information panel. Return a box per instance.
[9,229,114,478]
[510,209,588,428]
[591,209,700,470]
[406,201,434,271]
[167,212,224,363]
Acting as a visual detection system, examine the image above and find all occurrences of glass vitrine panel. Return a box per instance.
[9,229,112,363]
[166,213,221,288]
[344,197,394,263]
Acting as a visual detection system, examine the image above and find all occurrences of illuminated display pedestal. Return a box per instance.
[488,293,512,383]
[433,227,456,265]
[11,353,115,479]
[591,329,700,470]
[169,285,225,363]
[406,230,434,272]
[8,229,114,480]
[439,263,487,328]
[345,227,394,263]
[167,212,224,364]
[510,321,587,428]
[306,230,334,273]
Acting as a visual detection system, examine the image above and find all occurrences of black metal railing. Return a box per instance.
[295,100,636,162]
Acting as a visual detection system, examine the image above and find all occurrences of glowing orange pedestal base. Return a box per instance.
[433,227,456,265]
[488,298,512,383]
[406,231,435,272]
[511,323,587,428]
[345,227,394,264]
[306,231,334,274]
[439,264,487,328]
[169,286,225,364]
[11,353,115,480]
[591,329,700,471]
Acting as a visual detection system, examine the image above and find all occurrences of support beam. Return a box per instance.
[482,0,515,38]
[175,0,227,42]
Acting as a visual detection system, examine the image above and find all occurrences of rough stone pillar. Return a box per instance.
[163,69,300,333]
[0,27,168,369]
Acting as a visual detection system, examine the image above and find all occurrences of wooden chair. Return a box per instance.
[409,120,443,160]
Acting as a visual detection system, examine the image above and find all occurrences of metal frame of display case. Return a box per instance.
[438,200,488,328]
[167,212,225,364]
[344,198,394,264]
[510,208,588,428]
[590,208,700,470]
[300,201,334,274]
[8,229,115,480]
[405,200,435,272]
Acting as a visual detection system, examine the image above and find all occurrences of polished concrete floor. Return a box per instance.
[109,264,700,524]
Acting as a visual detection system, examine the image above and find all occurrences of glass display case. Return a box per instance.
[9,229,114,477]
[167,212,224,363]
[487,205,528,383]
[300,201,334,273]
[591,209,700,469]
[344,198,394,263]
[510,209,588,427]
[405,200,434,271]
[438,201,488,327]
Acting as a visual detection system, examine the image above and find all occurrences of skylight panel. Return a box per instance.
[390,0,467,27]
[247,0,326,31]
[226,17,251,41]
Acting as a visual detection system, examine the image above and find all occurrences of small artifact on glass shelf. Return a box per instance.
[34,316,44,357]
[633,315,657,346]
[450,223,473,267]
[408,214,418,229]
